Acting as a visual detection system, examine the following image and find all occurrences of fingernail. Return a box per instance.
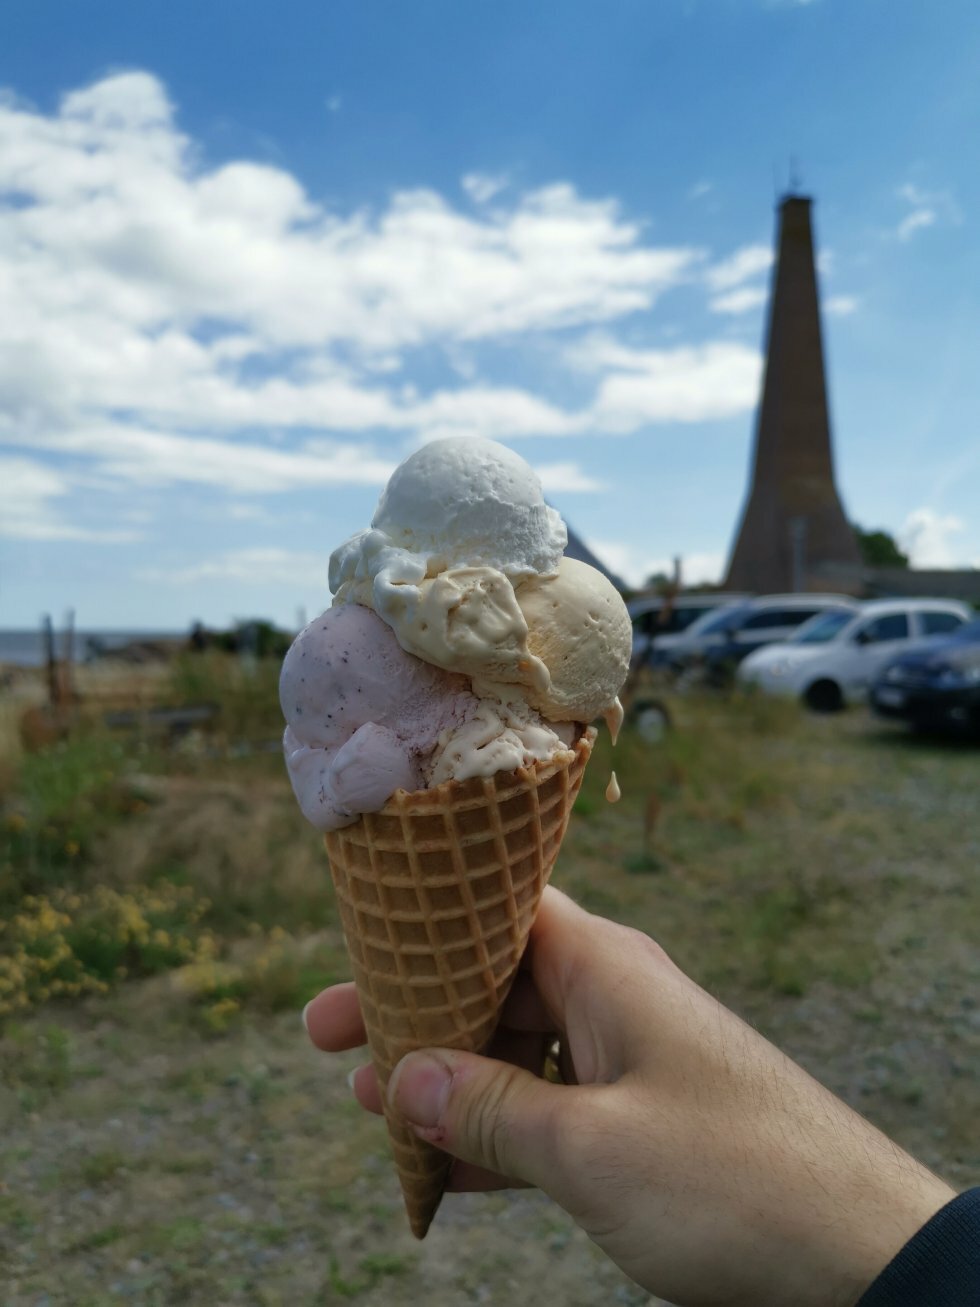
[346,1067,358,1093]
[301,1000,312,1034]
[387,1052,452,1128]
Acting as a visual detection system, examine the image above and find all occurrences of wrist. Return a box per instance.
[793,1160,956,1307]
[841,1171,958,1305]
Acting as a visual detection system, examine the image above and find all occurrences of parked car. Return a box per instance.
[665,594,856,680]
[628,592,747,668]
[646,599,747,668]
[870,617,980,736]
[738,599,971,712]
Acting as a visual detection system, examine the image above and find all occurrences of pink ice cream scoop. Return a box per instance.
[280,604,477,830]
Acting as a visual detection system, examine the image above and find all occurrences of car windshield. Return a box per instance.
[790,609,854,645]
[950,618,980,641]
[689,603,748,635]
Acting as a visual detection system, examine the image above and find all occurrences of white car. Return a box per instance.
[658,593,856,672]
[737,599,972,712]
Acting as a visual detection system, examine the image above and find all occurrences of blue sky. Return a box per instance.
[2,0,979,628]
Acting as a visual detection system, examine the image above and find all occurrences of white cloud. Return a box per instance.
[583,540,638,585]
[898,183,934,207]
[0,65,773,541]
[573,338,763,428]
[1,73,699,358]
[412,386,581,441]
[899,508,966,567]
[586,539,724,589]
[225,502,272,521]
[325,94,342,113]
[29,423,396,494]
[896,209,936,242]
[462,172,509,204]
[893,182,961,242]
[824,294,859,316]
[709,286,767,315]
[688,180,713,201]
[144,546,328,587]
[61,69,175,129]
[704,244,772,293]
[534,462,604,493]
[0,69,723,502]
[703,244,772,315]
[0,455,138,541]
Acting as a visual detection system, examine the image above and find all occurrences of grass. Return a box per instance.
[2,667,977,1025]
[0,659,977,1304]
[75,1148,128,1186]
[559,691,979,1006]
[164,650,284,747]
[326,1252,419,1298]
[0,662,338,1025]
[1,1022,74,1110]
[0,734,144,902]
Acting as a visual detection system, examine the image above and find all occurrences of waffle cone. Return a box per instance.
[323,727,595,1238]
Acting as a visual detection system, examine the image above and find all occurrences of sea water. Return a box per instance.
[0,630,183,667]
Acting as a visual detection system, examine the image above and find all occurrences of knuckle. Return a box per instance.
[612,921,673,969]
[457,1062,524,1177]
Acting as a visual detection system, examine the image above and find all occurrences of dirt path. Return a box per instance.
[2,711,977,1305]
[1,992,660,1306]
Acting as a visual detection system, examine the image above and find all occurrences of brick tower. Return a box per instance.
[724,195,861,593]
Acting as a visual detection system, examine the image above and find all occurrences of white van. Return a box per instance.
[737,599,971,711]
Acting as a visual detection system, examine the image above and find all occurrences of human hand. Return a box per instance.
[304,887,954,1306]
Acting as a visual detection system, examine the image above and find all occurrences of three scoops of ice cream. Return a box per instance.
[280,436,632,831]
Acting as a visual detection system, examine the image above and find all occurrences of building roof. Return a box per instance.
[863,568,980,604]
[562,521,627,591]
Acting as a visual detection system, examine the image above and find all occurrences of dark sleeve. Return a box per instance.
[857,1187,980,1307]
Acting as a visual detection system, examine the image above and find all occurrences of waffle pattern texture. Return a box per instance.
[324,727,595,1238]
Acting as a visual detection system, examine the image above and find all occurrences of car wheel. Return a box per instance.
[630,698,672,743]
[804,679,843,714]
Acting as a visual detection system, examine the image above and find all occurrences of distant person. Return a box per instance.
[188,621,209,653]
[304,887,978,1306]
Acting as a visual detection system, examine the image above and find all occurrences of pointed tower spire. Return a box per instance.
[724,195,861,593]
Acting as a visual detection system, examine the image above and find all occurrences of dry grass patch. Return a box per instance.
[0,675,977,1304]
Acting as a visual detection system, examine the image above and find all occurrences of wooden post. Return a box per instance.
[61,608,75,704]
[42,614,58,707]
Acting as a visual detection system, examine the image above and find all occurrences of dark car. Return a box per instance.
[871,618,980,736]
[627,592,747,669]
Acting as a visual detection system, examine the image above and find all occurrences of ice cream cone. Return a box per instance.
[323,726,595,1238]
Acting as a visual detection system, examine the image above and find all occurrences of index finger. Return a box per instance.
[304,980,366,1051]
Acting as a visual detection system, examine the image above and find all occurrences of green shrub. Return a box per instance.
[0,883,214,1018]
[176,932,347,1035]
[166,651,283,740]
[0,735,143,901]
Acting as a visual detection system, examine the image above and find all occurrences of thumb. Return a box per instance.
[387,1047,567,1191]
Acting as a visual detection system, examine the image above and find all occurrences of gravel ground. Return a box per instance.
[2,712,977,1305]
